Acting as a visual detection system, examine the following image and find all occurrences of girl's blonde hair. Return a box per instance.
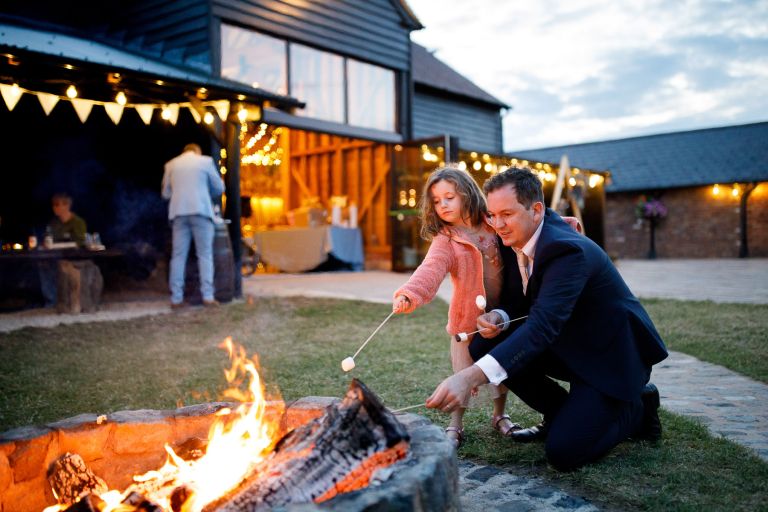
[419,167,488,240]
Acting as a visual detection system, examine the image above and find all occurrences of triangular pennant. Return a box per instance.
[0,84,23,111]
[213,100,230,121]
[186,104,201,124]
[104,103,124,124]
[134,104,154,125]
[167,103,180,125]
[71,98,94,123]
[37,92,60,115]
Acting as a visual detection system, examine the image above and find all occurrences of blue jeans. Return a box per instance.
[169,215,215,303]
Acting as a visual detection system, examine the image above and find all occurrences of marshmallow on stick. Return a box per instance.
[341,357,356,372]
[475,295,486,310]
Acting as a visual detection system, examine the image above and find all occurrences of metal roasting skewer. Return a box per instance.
[353,310,395,359]
[341,311,397,372]
[454,315,529,342]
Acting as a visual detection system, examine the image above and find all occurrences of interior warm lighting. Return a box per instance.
[161,106,172,120]
[458,161,467,171]
[220,166,227,175]
[64,64,74,70]
[568,177,577,187]
[156,80,165,86]
[712,184,721,196]
[66,85,77,99]
[731,184,740,197]
[588,174,603,188]
[484,162,493,173]
[204,111,215,124]
[197,87,209,99]
[115,92,127,106]
[237,108,248,123]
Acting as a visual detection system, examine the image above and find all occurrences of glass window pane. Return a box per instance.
[290,43,344,123]
[221,24,287,95]
[348,59,395,132]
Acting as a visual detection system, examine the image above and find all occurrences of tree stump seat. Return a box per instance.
[56,259,103,314]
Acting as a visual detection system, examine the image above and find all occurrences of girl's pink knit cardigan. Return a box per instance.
[393,227,490,336]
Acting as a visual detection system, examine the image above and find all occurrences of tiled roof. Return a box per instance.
[411,42,509,109]
[511,122,768,193]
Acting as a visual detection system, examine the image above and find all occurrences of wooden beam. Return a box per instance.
[358,152,390,222]
[289,140,376,157]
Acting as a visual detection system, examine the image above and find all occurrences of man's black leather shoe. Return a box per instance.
[636,383,662,441]
[509,421,548,442]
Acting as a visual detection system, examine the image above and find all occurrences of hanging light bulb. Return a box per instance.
[66,85,78,99]
[237,108,248,123]
[115,91,127,106]
[712,184,720,196]
[203,112,215,124]
[161,106,172,120]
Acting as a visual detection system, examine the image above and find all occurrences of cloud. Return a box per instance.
[408,0,768,150]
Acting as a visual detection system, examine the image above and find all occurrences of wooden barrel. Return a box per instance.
[184,222,235,304]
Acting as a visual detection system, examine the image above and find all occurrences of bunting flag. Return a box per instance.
[103,103,124,124]
[0,83,23,111]
[37,92,60,115]
[166,103,180,126]
[134,104,154,125]
[71,98,94,123]
[0,82,253,126]
[213,100,230,121]
[187,104,202,124]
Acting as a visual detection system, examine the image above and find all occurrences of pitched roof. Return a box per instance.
[511,122,768,193]
[411,42,509,109]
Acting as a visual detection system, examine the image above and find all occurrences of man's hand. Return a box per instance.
[476,311,503,338]
[426,365,489,413]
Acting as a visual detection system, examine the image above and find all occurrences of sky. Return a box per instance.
[406,0,768,152]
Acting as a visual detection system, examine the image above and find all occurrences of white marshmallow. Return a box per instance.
[458,332,468,342]
[341,357,356,372]
[475,295,486,310]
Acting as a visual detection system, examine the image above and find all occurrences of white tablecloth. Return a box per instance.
[251,226,364,272]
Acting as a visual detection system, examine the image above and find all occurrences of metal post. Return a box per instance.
[225,119,242,297]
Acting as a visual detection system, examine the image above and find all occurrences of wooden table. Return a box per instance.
[0,248,124,312]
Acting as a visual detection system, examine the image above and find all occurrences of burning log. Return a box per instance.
[205,379,410,511]
[47,453,108,506]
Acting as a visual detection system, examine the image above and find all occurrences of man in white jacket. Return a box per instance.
[162,143,224,307]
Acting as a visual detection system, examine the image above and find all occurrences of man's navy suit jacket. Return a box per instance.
[490,209,668,402]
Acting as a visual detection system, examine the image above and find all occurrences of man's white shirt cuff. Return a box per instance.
[475,355,508,385]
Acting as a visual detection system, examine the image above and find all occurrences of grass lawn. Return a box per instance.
[1,297,767,510]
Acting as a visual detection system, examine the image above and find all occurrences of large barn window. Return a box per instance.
[347,59,395,131]
[221,24,287,94]
[220,23,397,133]
[290,43,345,123]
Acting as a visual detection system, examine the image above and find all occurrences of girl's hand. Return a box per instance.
[393,295,411,314]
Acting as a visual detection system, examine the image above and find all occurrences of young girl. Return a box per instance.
[392,167,519,447]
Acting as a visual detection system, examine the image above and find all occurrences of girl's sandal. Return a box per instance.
[445,426,465,448]
[491,414,522,437]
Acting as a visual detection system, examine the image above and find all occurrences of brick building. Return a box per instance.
[513,122,768,259]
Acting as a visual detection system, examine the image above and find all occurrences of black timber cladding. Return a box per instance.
[212,0,415,71]
[511,122,768,193]
[413,91,503,154]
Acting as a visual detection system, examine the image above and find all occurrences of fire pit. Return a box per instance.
[0,388,458,511]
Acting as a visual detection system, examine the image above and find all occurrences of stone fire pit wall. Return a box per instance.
[0,398,458,512]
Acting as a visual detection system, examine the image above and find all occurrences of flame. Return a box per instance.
[44,337,284,512]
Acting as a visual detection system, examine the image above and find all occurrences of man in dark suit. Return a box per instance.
[426,168,668,470]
